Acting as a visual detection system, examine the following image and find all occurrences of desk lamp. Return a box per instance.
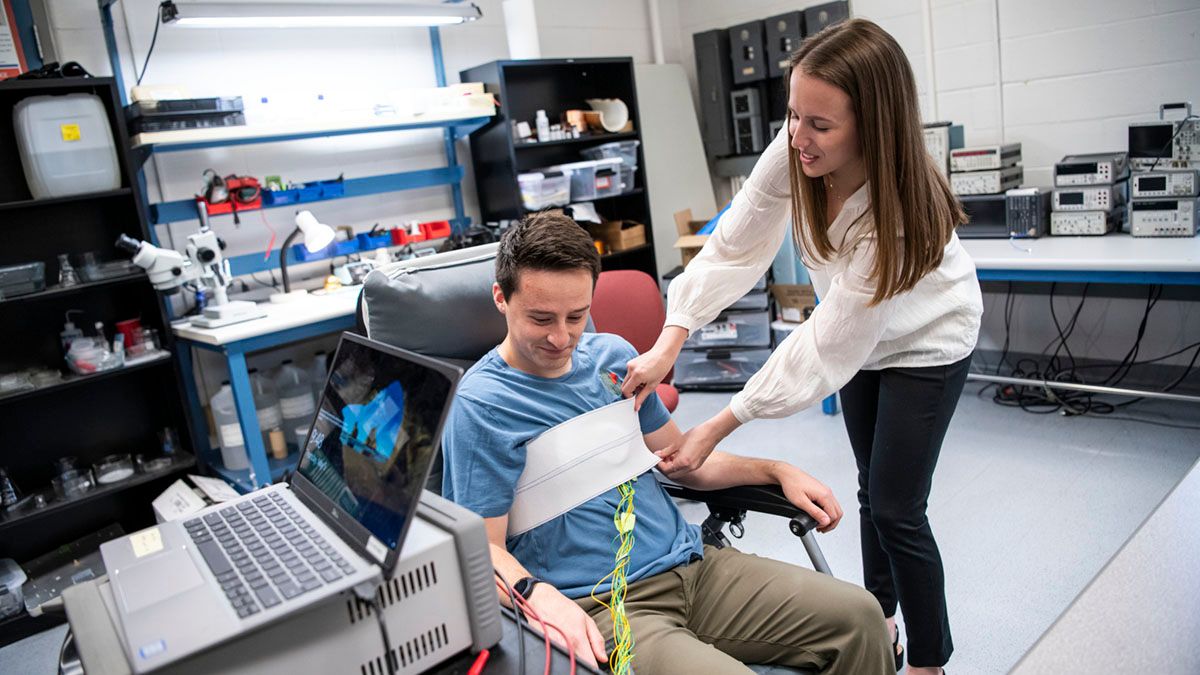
[272,210,335,303]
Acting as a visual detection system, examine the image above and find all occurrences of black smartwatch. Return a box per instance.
[514,576,544,600]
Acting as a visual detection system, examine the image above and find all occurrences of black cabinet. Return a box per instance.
[0,78,195,564]
[460,58,657,280]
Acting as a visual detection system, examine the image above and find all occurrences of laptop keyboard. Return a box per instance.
[184,492,357,619]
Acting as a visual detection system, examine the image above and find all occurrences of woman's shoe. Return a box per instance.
[893,629,904,671]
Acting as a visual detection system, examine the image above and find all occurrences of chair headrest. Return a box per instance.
[359,243,505,362]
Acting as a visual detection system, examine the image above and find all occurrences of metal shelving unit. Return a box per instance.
[0,77,197,568]
[462,57,658,280]
[99,3,493,278]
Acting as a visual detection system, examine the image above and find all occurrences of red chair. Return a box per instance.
[591,270,679,412]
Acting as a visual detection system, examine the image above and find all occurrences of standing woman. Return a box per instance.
[623,19,982,675]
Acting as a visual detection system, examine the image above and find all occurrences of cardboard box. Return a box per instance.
[673,209,711,267]
[771,283,817,323]
[590,220,646,252]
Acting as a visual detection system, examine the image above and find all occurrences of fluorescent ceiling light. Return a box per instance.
[163,2,482,29]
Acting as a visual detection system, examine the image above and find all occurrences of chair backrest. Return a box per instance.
[591,270,673,384]
[357,243,504,364]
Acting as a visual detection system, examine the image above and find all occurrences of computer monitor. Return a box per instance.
[290,332,461,573]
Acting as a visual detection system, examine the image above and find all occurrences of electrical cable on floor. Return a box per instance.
[983,283,1197,424]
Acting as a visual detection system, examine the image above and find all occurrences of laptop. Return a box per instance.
[100,332,461,672]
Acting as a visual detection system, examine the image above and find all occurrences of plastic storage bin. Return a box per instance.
[683,310,771,349]
[14,93,121,199]
[581,139,640,168]
[674,348,772,390]
[0,558,27,620]
[356,232,391,251]
[263,189,298,206]
[618,165,635,193]
[663,268,767,298]
[0,262,46,298]
[728,290,770,312]
[420,220,452,241]
[519,171,570,210]
[551,158,623,202]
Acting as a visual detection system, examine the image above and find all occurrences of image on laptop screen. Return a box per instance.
[297,338,453,551]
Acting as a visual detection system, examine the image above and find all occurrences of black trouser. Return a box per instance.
[839,355,971,668]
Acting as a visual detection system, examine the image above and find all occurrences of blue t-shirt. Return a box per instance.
[442,333,704,599]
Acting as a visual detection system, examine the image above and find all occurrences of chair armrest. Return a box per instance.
[658,479,821,536]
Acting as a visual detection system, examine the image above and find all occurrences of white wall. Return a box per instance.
[670,0,1200,370]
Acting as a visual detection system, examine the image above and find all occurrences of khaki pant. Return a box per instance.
[575,545,893,675]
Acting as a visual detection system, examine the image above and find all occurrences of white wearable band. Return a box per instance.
[507,398,659,537]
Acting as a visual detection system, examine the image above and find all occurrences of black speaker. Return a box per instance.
[765,11,804,78]
[693,29,736,158]
[804,1,850,36]
[729,20,766,84]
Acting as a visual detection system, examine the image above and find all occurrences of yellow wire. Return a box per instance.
[590,480,637,675]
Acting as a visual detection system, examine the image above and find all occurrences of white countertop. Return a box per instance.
[960,234,1200,272]
[171,287,361,346]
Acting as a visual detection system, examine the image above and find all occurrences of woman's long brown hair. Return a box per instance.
[786,18,964,305]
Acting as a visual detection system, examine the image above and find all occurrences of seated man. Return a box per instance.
[442,212,892,675]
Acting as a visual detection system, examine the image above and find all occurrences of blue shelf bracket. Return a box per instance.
[98,1,129,106]
[430,26,468,234]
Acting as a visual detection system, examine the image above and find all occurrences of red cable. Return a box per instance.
[496,579,578,675]
[514,593,577,675]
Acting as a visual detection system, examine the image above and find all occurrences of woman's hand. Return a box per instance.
[654,425,719,476]
[655,407,742,475]
[623,326,689,411]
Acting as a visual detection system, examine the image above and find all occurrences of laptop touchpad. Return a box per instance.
[116,549,204,614]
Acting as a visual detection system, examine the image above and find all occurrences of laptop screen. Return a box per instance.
[296,335,454,552]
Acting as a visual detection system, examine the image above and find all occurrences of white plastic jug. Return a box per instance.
[274,360,314,452]
[210,383,249,471]
[13,93,121,199]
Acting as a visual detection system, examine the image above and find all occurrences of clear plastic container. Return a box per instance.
[0,262,46,298]
[210,383,249,471]
[674,348,772,390]
[683,310,772,349]
[0,558,27,620]
[550,158,623,202]
[94,454,135,484]
[518,171,570,210]
[581,139,640,168]
[310,351,328,401]
[274,360,314,453]
[618,165,635,193]
[13,93,121,199]
[727,290,770,312]
[250,369,283,457]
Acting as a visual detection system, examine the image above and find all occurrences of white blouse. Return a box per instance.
[666,128,983,423]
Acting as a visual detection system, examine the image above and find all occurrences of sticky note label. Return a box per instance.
[130,528,164,558]
[366,535,388,563]
[60,124,81,142]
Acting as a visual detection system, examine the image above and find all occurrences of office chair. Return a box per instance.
[590,270,680,413]
[357,244,827,675]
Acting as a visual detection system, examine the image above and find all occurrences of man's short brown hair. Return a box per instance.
[495,211,601,298]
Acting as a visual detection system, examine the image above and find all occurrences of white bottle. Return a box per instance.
[310,351,329,400]
[275,360,314,452]
[210,382,249,471]
[249,368,284,458]
[535,110,550,142]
